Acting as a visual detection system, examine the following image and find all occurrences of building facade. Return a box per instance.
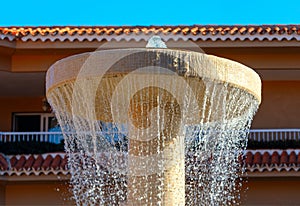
[0,25,300,205]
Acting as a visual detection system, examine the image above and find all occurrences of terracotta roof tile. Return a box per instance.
[0,150,299,176]
[245,150,300,172]
[33,155,43,170]
[0,153,68,176]
[289,151,297,164]
[280,151,288,164]
[245,151,253,165]
[23,155,34,170]
[271,151,280,164]
[262,152,270,165]
[60,155,68,170]
[0,154,8,170]
[14,156,26,171]
[51,155,62,169]
[10,156,17,167]
[42,155,53,170]
[253,152,262,164]
[0,25,300,42]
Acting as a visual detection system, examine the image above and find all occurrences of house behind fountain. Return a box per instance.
[0,25,300,205]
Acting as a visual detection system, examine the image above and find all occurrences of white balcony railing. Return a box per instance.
[0,132,64,144]
[0,129,300,144]
[249,129,300,142]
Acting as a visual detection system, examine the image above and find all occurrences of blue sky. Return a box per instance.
[1,0,300,26]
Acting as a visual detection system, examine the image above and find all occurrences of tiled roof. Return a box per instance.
[245,149,300,172]
[0,153,68,176]
[0,150,299,176]
[0,25,299,42]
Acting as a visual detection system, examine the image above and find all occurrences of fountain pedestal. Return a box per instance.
[46,47,261,205]
[127,135,185,205]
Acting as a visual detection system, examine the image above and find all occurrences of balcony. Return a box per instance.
[0,129,300,154]
[1,129,300,143]
[0,132,64,155]
[249,129,300,142]
[0,132,64,144]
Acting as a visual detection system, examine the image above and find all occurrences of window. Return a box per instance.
[13,113,56,132]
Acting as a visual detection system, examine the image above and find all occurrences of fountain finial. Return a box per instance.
[146,35,167,48]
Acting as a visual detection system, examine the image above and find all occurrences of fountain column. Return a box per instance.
[127,138,185,205]
[126,86,185,205]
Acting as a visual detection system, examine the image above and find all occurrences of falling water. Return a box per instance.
[46,41,260,205]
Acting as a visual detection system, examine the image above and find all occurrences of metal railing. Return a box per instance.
[1,129,300,144]
[248,129,300,142]
[0,132,64,144]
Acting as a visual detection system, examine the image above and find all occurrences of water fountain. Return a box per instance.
[46,37,261,205]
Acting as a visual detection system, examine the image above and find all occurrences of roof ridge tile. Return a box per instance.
[1,25,300,42]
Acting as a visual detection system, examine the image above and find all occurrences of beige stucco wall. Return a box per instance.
[10,49,91,72]
[0,97,44,131]
[0,46,300,131]
[1,177,300,205]
[11,53,67,72]
[242,177,300,205]
[1,81,300,131]
[0,183,5,205]
[4,181,74,206]
[252,81,300,129]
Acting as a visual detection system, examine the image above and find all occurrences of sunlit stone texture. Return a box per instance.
[46,47,261,205]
